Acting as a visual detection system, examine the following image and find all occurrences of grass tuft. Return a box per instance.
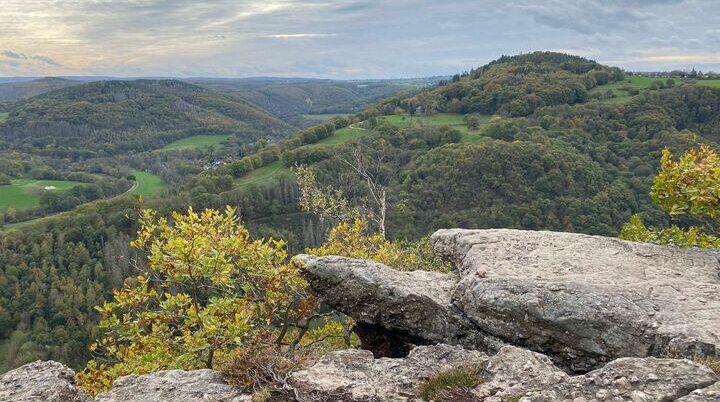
[419,365,484,401]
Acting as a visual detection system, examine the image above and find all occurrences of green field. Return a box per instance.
[160,135,233,152]
[234,126,371,188]
[695,80,720,87]
[0,112,8,122]
[379,113,495,142]
[129,170,165,197]
[0,179,83,212]
[590,76,720,104]
[302,113,352,121]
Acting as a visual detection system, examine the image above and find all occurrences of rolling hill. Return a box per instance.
[0,77,82,102]
[0,80,294,156]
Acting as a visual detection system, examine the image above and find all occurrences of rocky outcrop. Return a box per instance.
[298,229,720,370]
[297,255,503,357]
[0,361,250,402]
[0,360,91,402]
[291,344,487,401]
[95,369,250,402]
[292,344,718,402]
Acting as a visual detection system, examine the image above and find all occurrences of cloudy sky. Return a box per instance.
[1,0,719,78]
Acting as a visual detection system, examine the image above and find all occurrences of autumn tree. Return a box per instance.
[78,207,347,395]
[620,145,720,247]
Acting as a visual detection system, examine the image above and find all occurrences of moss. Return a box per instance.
[419,365,484,401]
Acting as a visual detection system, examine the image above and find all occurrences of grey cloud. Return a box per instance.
[2,50,27,59]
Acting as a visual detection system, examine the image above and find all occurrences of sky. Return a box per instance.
[1,0,719,79]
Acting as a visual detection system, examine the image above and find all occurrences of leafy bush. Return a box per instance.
[307,218,452,272]
[77,207,343,395]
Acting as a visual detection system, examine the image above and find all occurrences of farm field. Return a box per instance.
[160,135,233,151]
[0,179,83,212]
[302,113,351,121]
[129,170,165,197]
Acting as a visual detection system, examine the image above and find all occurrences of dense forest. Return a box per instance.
[1,52,719,373]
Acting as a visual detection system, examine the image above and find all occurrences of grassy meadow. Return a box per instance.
[0,179,83,212]
[129,170,165,197]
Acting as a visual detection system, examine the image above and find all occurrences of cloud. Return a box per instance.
[2,50,27,59]
[0,0,718,77]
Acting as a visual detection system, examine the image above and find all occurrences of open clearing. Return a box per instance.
[160,135,233,152]
[129,170,165,197]
[0,113,8,122]
[591,77,720,104]
[302,113,351,121]
[0,179,83,212]
[379,113,495,142]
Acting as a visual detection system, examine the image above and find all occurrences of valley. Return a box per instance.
[1,51,719,394]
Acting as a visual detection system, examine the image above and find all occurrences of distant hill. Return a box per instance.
[191,77,437,126]
[0,79,293,156]
[0,77,82,102]
[384,51,625,117]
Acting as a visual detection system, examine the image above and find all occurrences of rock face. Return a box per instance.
[298,229,720,370]
[297,255,504,357]
[292,344,719,402]
[95,369,250,402]
[0,360,91,402]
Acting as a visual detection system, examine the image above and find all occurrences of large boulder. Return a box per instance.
[292,344,718,402]
[0,360,91,402]
[298,229,720,370]
[297,254,504,357]
[433,229,720,369]
[95,369,250,402]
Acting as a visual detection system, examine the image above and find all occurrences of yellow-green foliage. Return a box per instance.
[419,365,484,401]
[652,146,720,219]
[307,218,452,272]
[620,215,720,247]
[77,207,343,395]
[621,145,720,248]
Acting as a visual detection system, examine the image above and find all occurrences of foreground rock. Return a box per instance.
[0,361,91,402]
[96,369,250,402]
[292,344,719,402]
[291,344,487,401]
[0,360,250,402]
[299,229,720,370]
[297,255,503,357]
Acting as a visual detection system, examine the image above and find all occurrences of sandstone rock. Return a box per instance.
[297,254,504,357]
[0,360,91,402]
[95,369,250,402]
[290,344,487,401]
[292,344,719,402]
[432,229,720,369]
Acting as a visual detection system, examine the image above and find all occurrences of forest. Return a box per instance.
[1,52,719,373]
